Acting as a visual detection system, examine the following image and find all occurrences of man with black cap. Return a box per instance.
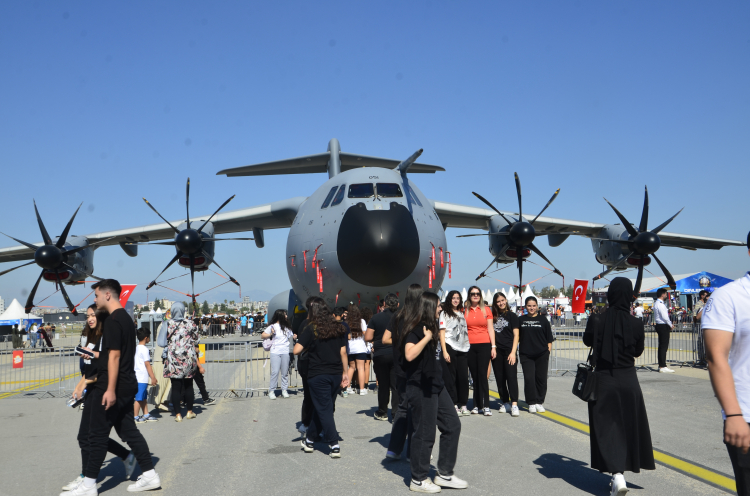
[704,231,750,495]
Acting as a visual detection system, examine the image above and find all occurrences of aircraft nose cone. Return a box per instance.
[35,245,63,270]
[633,231,660,255]
[509,222,535,247]
[175,229,203,254]
[337,203,420,287]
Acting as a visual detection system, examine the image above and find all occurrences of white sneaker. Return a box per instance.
[483,407,492,416]
[610,473,628,496]
[360,389,368,395]
[536,404,546,413]
[511,405,520,417]
[498,404,507,414]
[281,390,290,399]
[268,391,276,400]
[410,478,442,493]
[470,407,479,415]
[528,404,537,413]
[659,367,675,373]
[123,452,137,479]
[346,387,354,394]
[62,475,84,491]
[60,481,97,496]
[127,472,161,492]
[434,473,468,489]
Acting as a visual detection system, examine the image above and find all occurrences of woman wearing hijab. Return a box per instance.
[583,277,654,496]
[164,302,200,422]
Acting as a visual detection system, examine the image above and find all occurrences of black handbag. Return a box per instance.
[572,341,598,402]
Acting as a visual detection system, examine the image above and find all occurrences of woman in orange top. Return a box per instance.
[465,286,496,415]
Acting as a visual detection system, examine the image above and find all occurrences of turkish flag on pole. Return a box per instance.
[571,279,588,314]
[119,285,137,307]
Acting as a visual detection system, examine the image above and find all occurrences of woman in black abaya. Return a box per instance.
[583,277,654,495]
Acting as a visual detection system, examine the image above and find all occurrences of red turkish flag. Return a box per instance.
[118,285,137,307]
[571,279,588,314]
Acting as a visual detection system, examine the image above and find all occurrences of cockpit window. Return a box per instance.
[331,184,346,206]
[405,185,422,207]
[376,183,403,198]
[321,186,338,208]
[348,183,375,198]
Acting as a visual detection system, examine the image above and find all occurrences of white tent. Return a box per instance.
[0,299,43,326]
[507,287,517,302]
[461,288,468,302]
[521,285,537,303]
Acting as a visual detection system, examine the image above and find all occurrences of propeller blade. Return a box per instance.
[146,251,183,290]
[603,198,638,237]
[33,200,53,245]
[189,254,197,307]
[25,270,45,313]
[56,203,83,248]
[186,177,191,227]
[652,253,677,290]
[633,255,645,296]
[638,186,649,233]
[475,256,500,281]
[55,270,78,315]
[516,249,523,289]
[0,232,39,251]
[202,250,240,286]
[62,237,117,257]
[0,260,36,277]
[197,195,236,233]
[61,262,103,282]
[471,192,513,226]
[142,198,180,234]
[456,232,510,238]
[592,252,634,282]
[531,188,561,225]
[514,173,523,221]
[528,242,563,276]
[651,208,685,234]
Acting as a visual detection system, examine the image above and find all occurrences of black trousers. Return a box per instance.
[655,324,671,368]
[442,344,469,407]
[520,351,549,405]
[373,353,399,416]
[388,375,413,457]
[170,378,195,414]
[305,374,341,445]
[467,343,492,410]
[84,388,154,479]
[406,385,461,481]
[727,428,750,496]
[299,361,314,427]
[77,391,130,475]
[193,370,209,401]
[491,347,519,404]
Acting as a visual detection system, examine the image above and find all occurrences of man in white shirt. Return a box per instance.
[653,288,674,373]
[704,234,750,495]
[634,305,644,321]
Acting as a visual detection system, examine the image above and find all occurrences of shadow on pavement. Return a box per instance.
[532,453,642,495]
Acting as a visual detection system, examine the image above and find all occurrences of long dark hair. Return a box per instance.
[270,309,291,330]
[82,304,109,346]
[491,292,510,323]
[305,296,325,322]
[443,290,463,320]
[346,304,363,339]
[398,292,440,350]
[361,306,373,327]
[394,284,424,350]
[309,301,345,340]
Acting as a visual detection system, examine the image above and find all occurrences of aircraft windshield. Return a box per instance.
[348,183,375,198]
[321,186,338,208]
[331,184,346,206]
[376,183,402,198]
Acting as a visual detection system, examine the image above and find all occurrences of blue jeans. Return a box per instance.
[30,333,37,348]
[306,374,341,445]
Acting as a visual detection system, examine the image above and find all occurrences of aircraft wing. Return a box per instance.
[0,197,308,264]
[430,199,744,250]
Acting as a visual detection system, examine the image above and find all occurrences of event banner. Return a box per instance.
[119,285,137,307]
[12,350,23,369]
[572,279,588,314]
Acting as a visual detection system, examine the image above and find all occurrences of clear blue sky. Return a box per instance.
[1,1,748,308]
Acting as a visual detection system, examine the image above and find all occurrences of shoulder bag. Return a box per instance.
[572,331,598,402]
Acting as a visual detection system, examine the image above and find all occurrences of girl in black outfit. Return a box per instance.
[490,292,520,417]
[63,304,134,491]
[518,296,553,413]
[295,296,323,435]
[583,277,654,495]
[294,301,349,458]
[399,292,467,493]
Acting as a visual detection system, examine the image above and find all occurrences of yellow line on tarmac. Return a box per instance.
[0,372,79,400]
[488,389,736,493]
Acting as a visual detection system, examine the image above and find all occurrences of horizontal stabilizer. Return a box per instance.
[217,151,445,177]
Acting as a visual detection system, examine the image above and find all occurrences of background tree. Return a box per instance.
[153,298,162,311]
[202,300,210,315]
[220,303,228,313]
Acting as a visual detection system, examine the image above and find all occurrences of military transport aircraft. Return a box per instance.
[0,138,744,316]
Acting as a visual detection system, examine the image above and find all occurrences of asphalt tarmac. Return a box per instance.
[0,368,732,496]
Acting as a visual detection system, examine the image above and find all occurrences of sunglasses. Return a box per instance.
[470,293,481,296]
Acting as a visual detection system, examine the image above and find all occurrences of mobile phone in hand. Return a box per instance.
[75,346,95,359]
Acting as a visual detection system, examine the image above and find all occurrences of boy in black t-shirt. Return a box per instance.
[518,296,553,414]
[69,279,161,495]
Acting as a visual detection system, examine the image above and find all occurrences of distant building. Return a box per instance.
[0,296,4,314]
[147,301,155,311]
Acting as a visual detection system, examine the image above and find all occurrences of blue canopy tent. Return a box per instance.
[643,271,735,295]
